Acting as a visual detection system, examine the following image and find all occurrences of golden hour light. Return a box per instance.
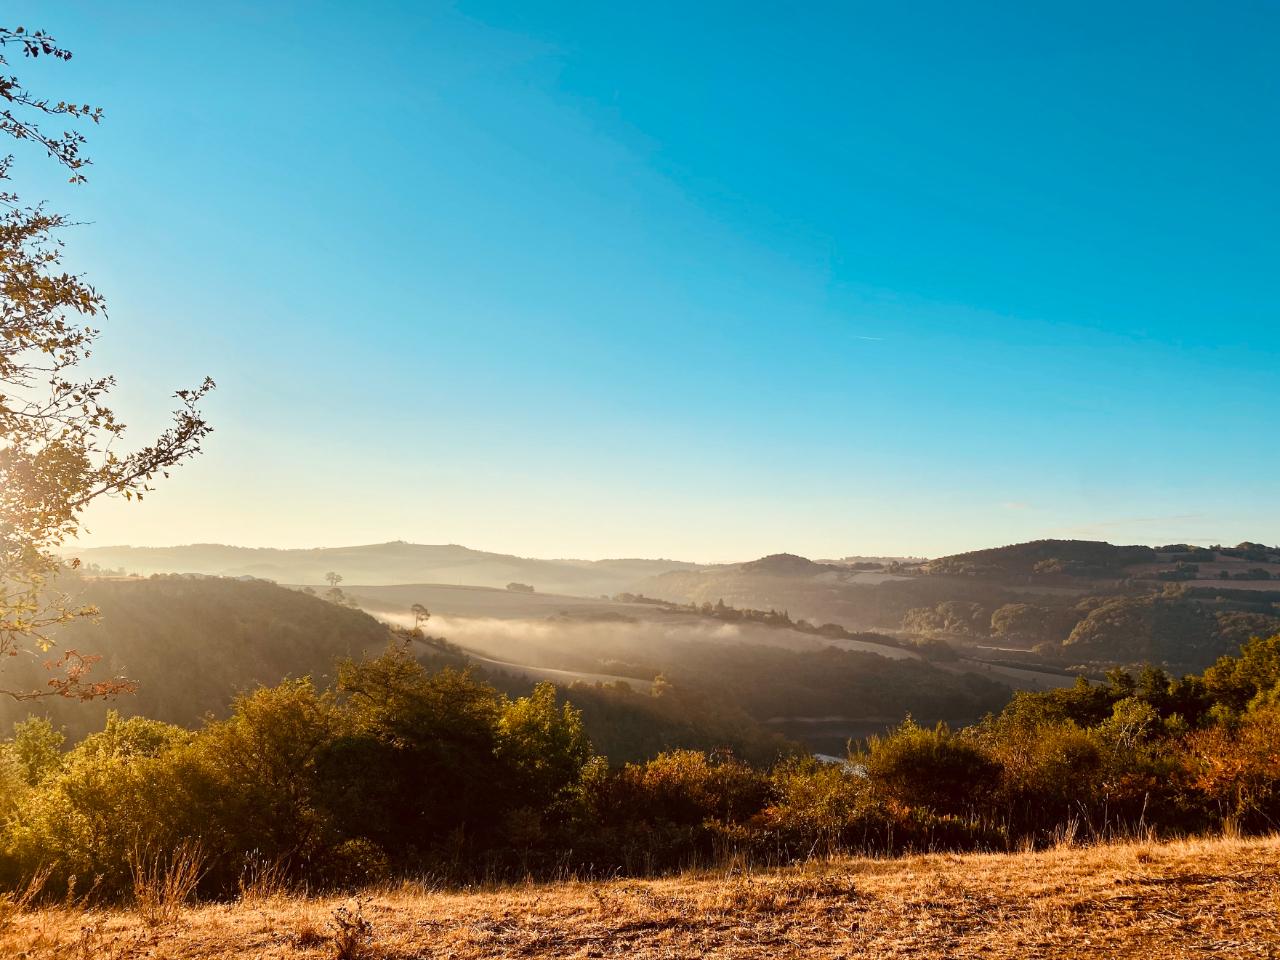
[1,5,1277,958]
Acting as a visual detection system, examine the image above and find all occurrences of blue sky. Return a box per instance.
[10,1,1278,560]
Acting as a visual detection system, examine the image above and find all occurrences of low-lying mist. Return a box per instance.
[380,608,914,688]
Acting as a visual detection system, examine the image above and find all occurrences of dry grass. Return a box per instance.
[129,840,207,928]
[0,863,50,934]
[4,834,1279,958]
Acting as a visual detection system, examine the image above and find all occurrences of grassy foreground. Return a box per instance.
[4,835,1279,959]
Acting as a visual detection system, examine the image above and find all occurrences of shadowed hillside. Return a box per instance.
[0,577,396,738]
[922,539,1158,578]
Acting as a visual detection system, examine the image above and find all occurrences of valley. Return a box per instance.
[35,536,1278,760]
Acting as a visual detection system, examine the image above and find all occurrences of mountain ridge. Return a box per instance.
[70,541,705,596]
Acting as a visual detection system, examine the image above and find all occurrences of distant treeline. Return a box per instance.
[624,583,1280,676]
[613,594,954,659]
[920,539,1280,581]
[922,539,1161,579]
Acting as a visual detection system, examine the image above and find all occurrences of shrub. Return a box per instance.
[760,758,884,856]
[1187,705,1280,831]
[863,720,1000,818]
[1,713,202,898]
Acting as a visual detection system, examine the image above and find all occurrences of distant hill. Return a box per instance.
[922,539,1158,578]
[923,538,1280,584]
[738,553,842,577]
[638,539,1280,673]
[59,537,1280,678]
[70,541,703,596]
[0,577,396,740]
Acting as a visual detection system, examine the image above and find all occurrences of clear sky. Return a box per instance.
[10,1,1279,561]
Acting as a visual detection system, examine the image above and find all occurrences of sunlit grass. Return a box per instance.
[3,833,1277,958]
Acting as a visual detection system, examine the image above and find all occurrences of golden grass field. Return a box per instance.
[4,835,1279,959]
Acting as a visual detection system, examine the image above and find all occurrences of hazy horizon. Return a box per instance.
[9,2,1275,560]
[71,531,1271,569]
[69,519,1275,566]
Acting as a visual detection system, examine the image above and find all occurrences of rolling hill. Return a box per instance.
[70,541,703,597]
[638,540,1280,673]
[0,577,396,739]
[57,537,1280,690]
[0,577,799,761]
[1,573,1012,758]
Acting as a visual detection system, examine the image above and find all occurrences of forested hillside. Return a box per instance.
[640,540,1280,674]
[0,578,800,762]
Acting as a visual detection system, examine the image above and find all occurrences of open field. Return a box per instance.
[6,835,1278,959]
[345,582,651,621]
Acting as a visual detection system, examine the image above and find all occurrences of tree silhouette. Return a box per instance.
[0,25,213,701]
[410,603,430,631]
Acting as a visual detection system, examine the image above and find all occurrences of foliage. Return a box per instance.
[901,601,988,637]
[1187,706,1280,830]
[1201,631,1280,713]
[922,539,1156,579]
[556,679,794,766]
[989,602,1078,647]
[759,758,880,854]
[863,719,1000,817]
[0,25,212,701]
[2,633,1280,901]
[1058,593,1247,671]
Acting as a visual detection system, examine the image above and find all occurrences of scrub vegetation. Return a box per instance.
[3,627,1280,905]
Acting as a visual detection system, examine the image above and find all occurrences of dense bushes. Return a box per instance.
[0,645,593,897]
[4,633,1280,902]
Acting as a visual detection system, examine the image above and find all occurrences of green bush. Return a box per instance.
[760,758,884,856]
[863,720,1000,818]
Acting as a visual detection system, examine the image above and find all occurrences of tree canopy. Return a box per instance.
[0,26,212,700]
